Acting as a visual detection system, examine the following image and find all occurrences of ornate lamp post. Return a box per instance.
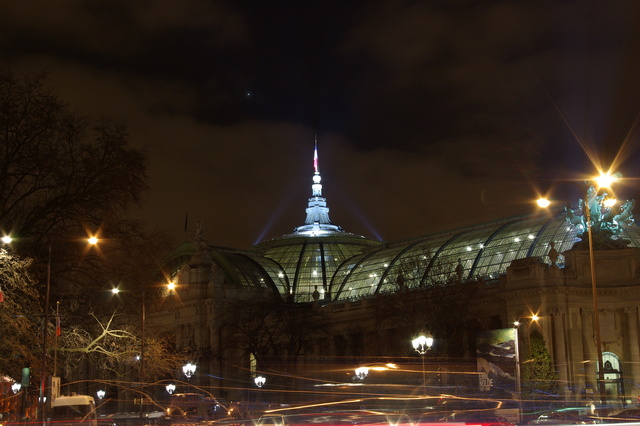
[412,333,434,395]
[537,173,620,406]
[254,375,266,409]
[513,321,523,422]
[355,367,369,399]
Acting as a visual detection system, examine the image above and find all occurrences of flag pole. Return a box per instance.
[53,301,60,377]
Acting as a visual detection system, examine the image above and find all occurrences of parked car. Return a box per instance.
[598,409,640,423]
[439,413,514,426]
[256,410,414,426]
[526,411,600,425]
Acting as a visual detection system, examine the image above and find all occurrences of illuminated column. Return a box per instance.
[625,306,640,395]
[580,307,597,396]
[549,307,570,398]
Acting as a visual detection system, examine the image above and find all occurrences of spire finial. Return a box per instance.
[314,135,319,173]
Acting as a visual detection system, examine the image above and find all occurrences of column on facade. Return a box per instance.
[548,307,570,398]
[580,308,596,396]
[625,307,640,397]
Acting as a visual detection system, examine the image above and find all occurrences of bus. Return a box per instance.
[50,394,98,426]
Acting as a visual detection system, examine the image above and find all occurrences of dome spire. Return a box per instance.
[312,136,322,197]
[292,138,343,235]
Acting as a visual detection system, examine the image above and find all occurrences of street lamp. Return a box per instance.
[112,281,175,419]
[96,390,105,400]
[40,236,99,424]
[165,384,176,395]
[412,333,434,395]
[183,363,197,378]
[537,174,618,406]
[513,321,523,422]
[12,382,22,394]
[355,366,369,380]
[254,376,266,388]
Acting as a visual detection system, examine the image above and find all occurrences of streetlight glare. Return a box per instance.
[536,198,551,208]
[355,366,369,379]
[594,173,619,189]
[183,362,197,378]
[88,236,98,245]
[167,281,176,291]
[111,288,120,294]
[1,235,12,244]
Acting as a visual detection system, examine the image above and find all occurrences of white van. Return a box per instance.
[50,394,98,426]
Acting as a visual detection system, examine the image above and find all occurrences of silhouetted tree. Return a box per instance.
[0,70,176,385]
[522,330,558,398]
[375,252,480,358]
[221,287,330,391]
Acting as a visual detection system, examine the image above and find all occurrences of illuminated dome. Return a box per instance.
[251,139,381,302]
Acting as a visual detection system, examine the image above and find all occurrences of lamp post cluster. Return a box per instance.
[412,333,434,395]
[163,363,196,396]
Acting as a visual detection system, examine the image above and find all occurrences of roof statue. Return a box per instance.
[564,184,635,249]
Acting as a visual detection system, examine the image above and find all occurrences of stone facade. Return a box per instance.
[148,242,640,407]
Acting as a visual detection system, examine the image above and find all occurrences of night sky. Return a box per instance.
[3,1,640,248]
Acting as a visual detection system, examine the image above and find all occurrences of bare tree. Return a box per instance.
[57,311,182,382]
[0,70,148,252]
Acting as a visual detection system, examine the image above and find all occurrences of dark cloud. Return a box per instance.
[1,0,640,248]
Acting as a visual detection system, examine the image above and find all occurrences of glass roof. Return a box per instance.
[162,204,640,304]
[248,206,640,302]
[254,234,380,302]
[330,209,638,300]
